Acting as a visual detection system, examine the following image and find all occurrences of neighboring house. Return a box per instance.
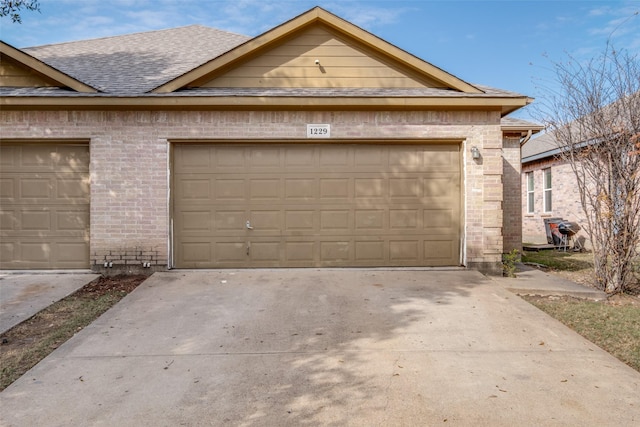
[521,132,589,247]
[1,7,540,274]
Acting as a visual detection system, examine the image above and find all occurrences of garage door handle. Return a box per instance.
[246,220,254,230]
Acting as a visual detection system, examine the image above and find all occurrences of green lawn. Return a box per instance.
[523,295,640,372]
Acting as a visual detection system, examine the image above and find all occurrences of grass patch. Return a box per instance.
[522,250,593,271]
[0,275,146,391]
[523,295,640,372]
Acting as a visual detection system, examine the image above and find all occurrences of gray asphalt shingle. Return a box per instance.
[23,25,250,94]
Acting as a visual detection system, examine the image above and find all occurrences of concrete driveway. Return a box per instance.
[0,272,99,334]
[1,269,639,426]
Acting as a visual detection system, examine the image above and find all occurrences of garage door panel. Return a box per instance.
[319,147,349,168]
[250,179,281,200]
[215,211,246,231]
[285,178,317,200]
[355,241,385,262]
[173,143,460,268]
[0,242,16,264]
[1,239,89,268]
[285,241,315,262]
[19,242,51,263]
[179,178,212,200]
[355,178,385,198]
[215,241,247,263]
[354,147,385,167]
[4,145,89,173]
[390,209,419,229]
[389,178,420,198]
[57,178,89,200]
[216,179,245,200]
[284,147,314,167]
[2,207,89,234]
[20,210,51,231]
[20,177,52,199]
[423,149,458,169]
[0,177,15,199]
[285,211,315,231]
[176,145,212,169]
[0,143,90,269]
[320,210,350,231]
[215,147,245,168]
[180,242,212,263]
[55,210,89,232]
[355,210,385,229]
[320,241,351,262]
[389,240,420,261]
[250,241,280,261]
[180,211,212,231]
[424,209,454,229]
[250,210,282,231]
[425,240,457,265]
[57,242,90,262]
[319,178,350,199]
[249,148,281,167]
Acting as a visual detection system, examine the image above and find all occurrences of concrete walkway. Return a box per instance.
[1,269,638,426]
[0,272,99,334]
[490,263,607,300]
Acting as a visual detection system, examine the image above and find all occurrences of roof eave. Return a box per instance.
[0,95,531,111]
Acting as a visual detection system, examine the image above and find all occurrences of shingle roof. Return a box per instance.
[23,25,250,94]
[521,132,558,162]
[501,116,544,130]
[3,21,531,114]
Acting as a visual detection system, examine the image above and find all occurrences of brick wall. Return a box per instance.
[1,109,505,274]
[522,157,590,249]
[502,135,523,254]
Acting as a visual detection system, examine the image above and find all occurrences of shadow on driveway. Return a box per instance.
[1,269,639,426]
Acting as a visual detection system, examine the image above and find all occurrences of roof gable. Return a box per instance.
[153,7,482,94]
[0,41,97,92]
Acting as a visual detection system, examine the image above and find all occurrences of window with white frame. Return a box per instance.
[526,171,534,213]
[543,168,552,212]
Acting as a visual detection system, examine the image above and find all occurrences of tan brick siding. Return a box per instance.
[502,136,523,254]
[1,109,506,273]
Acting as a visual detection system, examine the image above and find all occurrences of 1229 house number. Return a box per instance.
[306,124,331,138]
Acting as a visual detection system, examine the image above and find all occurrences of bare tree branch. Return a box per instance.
[534,45,640,294]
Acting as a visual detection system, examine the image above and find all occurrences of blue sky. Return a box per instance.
[1,0,639,119]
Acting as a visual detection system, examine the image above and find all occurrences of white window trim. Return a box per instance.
[526,171,535,213]
[543,168,552,213]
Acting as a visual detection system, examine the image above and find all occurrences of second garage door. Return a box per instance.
[173,143,461,268]
[0,142,90,269]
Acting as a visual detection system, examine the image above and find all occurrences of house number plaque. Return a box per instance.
[306,124,331,138]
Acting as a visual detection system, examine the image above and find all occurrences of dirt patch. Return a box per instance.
[525,293,639,307]
[0,275,147,391]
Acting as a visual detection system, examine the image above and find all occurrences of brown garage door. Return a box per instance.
[173,143,461,268]
[0,143,90,269]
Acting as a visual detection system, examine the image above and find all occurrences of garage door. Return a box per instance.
[0,143,90,269]
[173,143,461,268]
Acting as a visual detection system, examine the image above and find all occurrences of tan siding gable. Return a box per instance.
[198,25,441,89]
[0,56,59,87]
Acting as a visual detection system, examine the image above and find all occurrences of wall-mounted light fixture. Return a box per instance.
[471,146,480,160]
